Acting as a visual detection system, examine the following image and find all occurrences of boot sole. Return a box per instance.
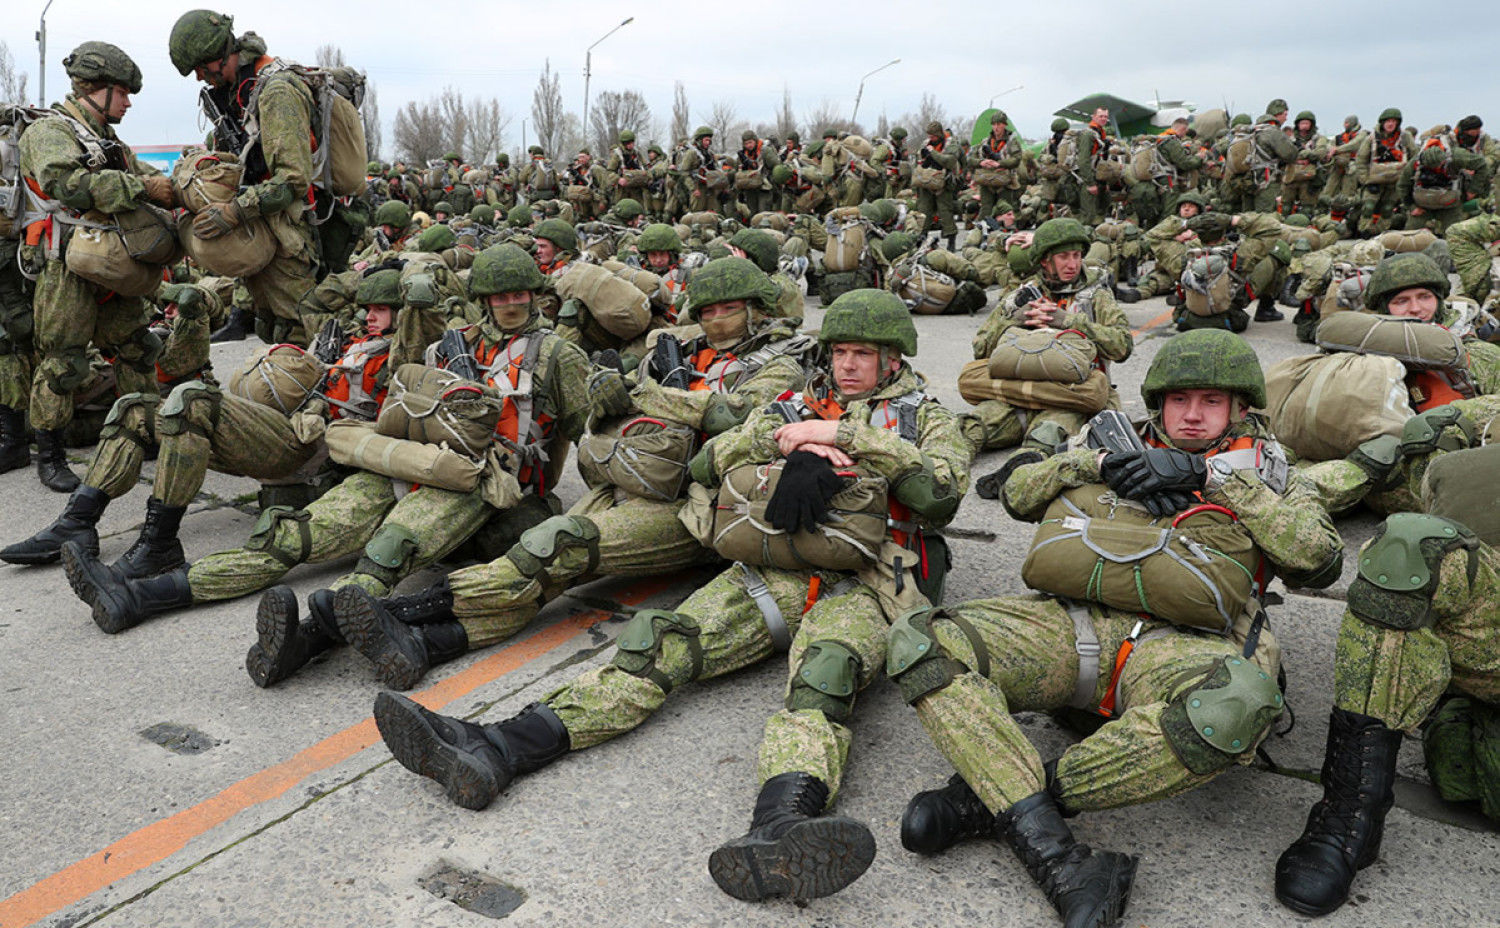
[374,692,500,810]
[335,587,425,690]
[60,538,108,606]
[62,543,135,634]
[708,816,876,902]
[246,586,300,688]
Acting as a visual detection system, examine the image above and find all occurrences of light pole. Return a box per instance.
[851,58,899,127]
[988,84,1024,110]
[36,0,57,106]
[583,17,634,150]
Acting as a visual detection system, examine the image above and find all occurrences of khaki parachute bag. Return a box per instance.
[1315,313,1471,374]
[375,363,502,460]
[64,204,179,297]
[958,359,1110,413]
[576,414,699,502]
[1422,444,1500,545]
[822,216,867,272]
[911,166,947,192]
[987,328,1099,383]
[1282,160,1318,184]
[706,461,890,570]
[228,343,328,415]
[1093,157,1127,184]
[1379,228,1438,254]
[552,262,652,340]
[1366,154,1404,186]
[1224,126,1258,177]
[1182,253,1233,317]
[841,135,875,160]
[1129,138,1162,183]
[564,184,595,209]
[1021,486,1262,632]
[601,259,663,297]
[896,262,957,314]
[240,61,367,200]
[172,152,276,277]
[619,168,651,188]
[733,166,764,191]
[324,419,485,492]
[1264,352,1414,460]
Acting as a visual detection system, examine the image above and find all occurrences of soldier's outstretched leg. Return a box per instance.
[245,585,342,687]
[998,790,1138,928]
[60,546,193,635]
[334,582,469,690]
[1,485,108,565]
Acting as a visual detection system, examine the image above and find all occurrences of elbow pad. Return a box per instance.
[892,468,960,524]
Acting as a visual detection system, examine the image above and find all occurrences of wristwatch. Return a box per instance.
[1204,456,1235,493]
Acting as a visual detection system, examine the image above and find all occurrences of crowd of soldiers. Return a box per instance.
[4,12,1500,926]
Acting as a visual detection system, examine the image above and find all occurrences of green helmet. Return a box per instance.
[1176,190,1209,210]
[684,256,776,320]
[614,198,644,220]
[373,200,411,229]
[882,232,916,261]
[433,201,454,216]
[1419,145,1449,169]
[742,129,758,142]
[528,145,544,155]
[366,160,382,174]
[770,163,794,185]
[1231,113,1252,127]
[1344,115,1360,130]
[469,203,496,224]
[805,140,825,158]
[1141,330,1266,410]
[1032,218,1091,262]
[1364,253,1449,313]
[820,289,917,357]
[1378,107,1403,124]
[506,204,531,228]
[355,268,402,306]
[443,151,461,162]
[728,228,779,274]
[1050,118,1069,133]
[168,10,236,76]
[889,127,907,140]
[532,218,577,253]
[63,42,143,93]
[859,199,896,226]
[469,243,545,296]
[1283,212,1311,228]
[1295,110,1316,126]
[637,222,682,253]
[618,129,636,144]
[417,223,456,252]
[1265,98,1289,117]
[495,152,510,166]
[990,110,1008,125]
[693,125,714,141]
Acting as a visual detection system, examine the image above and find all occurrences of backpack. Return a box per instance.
[0,104,56,240]
[1182,253,1233,316]
[240,61,368,202]
[1412,135,1464,210]
[1264,353,1414,460]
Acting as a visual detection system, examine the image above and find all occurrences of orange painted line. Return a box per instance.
[0,575,676,928]
[1130,307,1175,337]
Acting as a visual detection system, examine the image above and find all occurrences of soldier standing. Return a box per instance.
[917,121,960,248]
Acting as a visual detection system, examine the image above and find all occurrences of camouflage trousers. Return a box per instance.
[978,183,1022,221]
[1320,162,1359,204]
[543,563,891,803]
[83,390,318,505]
[447,486,720,649]
[1334,538,1500,732]
[0,243,35,412]
[245,227,319,347]
[29,260,156,430]
[186,472,489,603]
[907,595,1281,815]
[1359,184,1404,236]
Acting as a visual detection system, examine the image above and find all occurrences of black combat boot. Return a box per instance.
[1,485,108,565]
[974,449,1047,500]
[1113,284,1141,304]
[901,772,993,853]
[245,586,343,688]
[61,541,193,634]
[1274,708,1403,917]
[333,583,465,689]
[0,405,29,472]
[373,693,570,810]
[111,498,187,580]
[708,772,877,902]
[999,791,1137,928]
[210,308,252,343]
[1253,293,1285,323]
[35,429,79,493]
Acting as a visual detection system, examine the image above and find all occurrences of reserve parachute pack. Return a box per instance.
[958,358,1111,413]
[1223,124,1273,178]
[986,328,1099,383]
[228,343,327,415]
[894,261,957,314]
[1412,135,1462,210]
[1264,352,1414,460]
[375,363,502,460]
[230,60,368,206]
[172,150,276,277]
[822,207,867,273]
[324,418,486,493]
[1182,252,1234,317]
[1378,228,1438,254]
[1021,485,1263,632]
[0,103,54,240]
[576,414,698,502]
[551,262,652,340]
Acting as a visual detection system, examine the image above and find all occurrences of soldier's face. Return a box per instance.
[363,305,394,335]
[1382,118,1400,135]
[1178,202,1201,219]
[699,300,750,348]
[1041,249,1083,283]
[1161,389,1234,446]
[486,291,533,331]
[646,250,675,270]
[1091,108,1109,127]
[193,53,238,88]
[1386,287,1440,322]
[831,343,899,395]
[534,239,558,264]
[1297,119,1313,133]
[88,85,132,123]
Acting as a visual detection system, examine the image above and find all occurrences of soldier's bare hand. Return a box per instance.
[1024,301,1060,328]
[774,420,841,456]
[790,442,853,468]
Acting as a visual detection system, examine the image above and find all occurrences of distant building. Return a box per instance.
[132,144,194,174]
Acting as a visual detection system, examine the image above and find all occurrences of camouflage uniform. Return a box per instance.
[916,123,960,242]
[1248,106,1300,213]
[1446,213,1500,304]
[969,114,1026,221]
[734,131,780,217]
[1126,127,1203,230]
[1320,117,1368,207]
[1355,111,1419,236]
[1279,112,1330,216]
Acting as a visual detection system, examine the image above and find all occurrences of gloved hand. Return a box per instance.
[765,450,844,533]
[586,368,632,418]
[192,199,244,240]
[1101,447,1207,501]
[159,283,204,319]
[591,348,624,373]
[141,174,178,209]
[1139,490,1199,519]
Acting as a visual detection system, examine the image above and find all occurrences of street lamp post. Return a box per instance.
[36,0,57,106]
[583,17,634,151]
[851,58,899,127]
[988,84,1024,110]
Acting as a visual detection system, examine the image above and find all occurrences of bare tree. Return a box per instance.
[0,40,30,104]
[530,59,567,157]
[804,99,862,138]
[467,96,511,164]
[392,99,446,165]
[439,86,468,159]
[876,112,889,138]
[776,86,798,141]
[671,81,691,146]
[899,92,948,134]
[362,84,383,161]
[313,44,346,68]
[589,89,652,154]
[704,99,740,152]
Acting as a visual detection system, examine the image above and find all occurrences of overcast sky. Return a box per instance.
[6,0,1498,153]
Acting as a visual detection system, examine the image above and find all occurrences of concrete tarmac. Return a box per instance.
[1,274,1496,928]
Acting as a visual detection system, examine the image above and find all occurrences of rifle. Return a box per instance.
[651,334,691,390]
[197,87,248,156]
[1084,409,1145,454]
[310,318,345,366]
[437,328,482,382]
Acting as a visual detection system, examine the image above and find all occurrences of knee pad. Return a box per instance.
[355,523,421,587]
[1347,513,1480,631]
[100,392,160,447]
[1400,406,1476,458]
[158,381,221,438]
[788,639,861,722]
[611,609,702,693]
[1161,656,1284,775]
[1024,420,1072,456]
[245,505,313,569]
[886,607,989,705]
[41,348,93,394]
[507,515,600,582]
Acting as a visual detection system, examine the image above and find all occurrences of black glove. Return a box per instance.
[765,451,844,533]
[1101,448,1206,502]
[1140,490,1200,519]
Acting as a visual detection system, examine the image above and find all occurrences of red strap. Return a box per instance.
[802,576,822,615]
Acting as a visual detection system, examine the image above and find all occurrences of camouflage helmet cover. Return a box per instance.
[693,125,714,140]
[770,163,793,185]
[859,199,896,225]
[727,228,778,274]
[355,268,402,307]
[684,256,777,319]
[506,204,531,227]
[168,10,235,76]
[1265,98,1289,116]
[469,243,546,296]
[1032,217,1091,261]
[432,201,454,215]
[1050,118,1069,132]
[469,203,496,223]
[889,126,907,139]
[1295,110,1316,125]
[990,110,1008,125]
[1378,107,1403,124]
[1344,114,1360,129]
[1141,329,1267,410]
[637,222,682,253]
[881,231,916,261]
[613,198,644,219]
[373,199,411,228]
[820,289,918,357]
[925,120,944,136]
[532,218,578,252]
[1364,253,1450,313]
[618,129,636,143]
[416,223,456,252]
[742,129,758,142]
[64,41,144,94]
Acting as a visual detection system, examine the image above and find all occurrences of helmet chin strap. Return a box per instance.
[81,86,117,124]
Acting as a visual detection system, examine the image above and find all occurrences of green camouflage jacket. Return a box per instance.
[973,266,1134,364]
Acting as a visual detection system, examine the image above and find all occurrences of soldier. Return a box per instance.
[1446,212,1500,305]
[969,111,1026,222]
[1321,115,1367,211]
[1073,107,1114,226]
[1279,111,1329,216]
[167,11,338,347]
[606,130,648,208]
[874,126,911,200]
[727,228,804,320]
[358,200,415,261]
[1119,191,1206,302]
[323,257,810,690]
[1125,116,1203,232]
[633,223,691,322]
[17,42,178,492]
[734,128,779,217]
[1247,99,1301,214]
[966,218,1134,487]
[1404,130,1491,235]
[679,126,727,217]
[894,330,1343,928]
[916,121,960,247]
[519,145,560,204]
[371,289,970,904]
[563,149,606,222]
[1355,108,1417,236]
